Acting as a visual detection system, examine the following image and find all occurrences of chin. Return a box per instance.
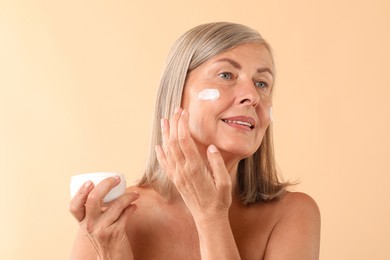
[217,142,259,161]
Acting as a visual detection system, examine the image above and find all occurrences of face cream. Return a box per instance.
[198,88,220,101]
[269,106,274,122]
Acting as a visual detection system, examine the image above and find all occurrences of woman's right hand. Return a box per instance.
[69,176,139,260]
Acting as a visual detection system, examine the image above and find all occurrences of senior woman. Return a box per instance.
[70,22,321,260]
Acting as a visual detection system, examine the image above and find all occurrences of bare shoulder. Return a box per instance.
[126,184,143,193]
[276,191,321,235]
[125,184,155,214]
[280,192,320,218]
[124,184,171,220]
[126,184,163,203]
[263,192,321,260]
[124,184,166,234]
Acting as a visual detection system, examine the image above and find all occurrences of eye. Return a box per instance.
[255,81,269,89]
[218,72,233,80]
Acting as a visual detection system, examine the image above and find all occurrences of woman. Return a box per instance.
[70,22,320,260]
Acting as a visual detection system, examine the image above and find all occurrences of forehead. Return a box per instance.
[207,43,274,69]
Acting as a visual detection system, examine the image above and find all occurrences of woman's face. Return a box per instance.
[182,43,274,162]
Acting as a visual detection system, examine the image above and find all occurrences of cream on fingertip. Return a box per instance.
[208,144,218,153]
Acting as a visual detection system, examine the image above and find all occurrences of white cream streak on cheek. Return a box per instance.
[269,106,274,122]
[198,88,220,101]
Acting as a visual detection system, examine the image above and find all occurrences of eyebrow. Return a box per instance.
[214,58,274,77]
[215,58,242,69]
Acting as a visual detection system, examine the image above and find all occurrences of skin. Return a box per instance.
[69,43,321,259]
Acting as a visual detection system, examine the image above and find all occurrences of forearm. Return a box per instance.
[195,216,241,260]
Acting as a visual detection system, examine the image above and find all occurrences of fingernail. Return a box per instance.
[113,175,121,182]
[174,107,180,114]
[208,144,218,153]
[181,109,185,116]
[84,180,92,188]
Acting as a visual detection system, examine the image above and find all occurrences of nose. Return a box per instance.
[237,79,260,107]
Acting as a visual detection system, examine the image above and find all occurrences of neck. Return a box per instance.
[196,143,241,189]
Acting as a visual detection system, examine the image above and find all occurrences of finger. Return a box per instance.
[69,180,94,222]
[155,144,173,180]
[85,176,121,216]
[177,109,202,162]
[101,191,140,226]
[207,144,231,192]
[168,107,186,163]
[161,118,175,168]
[161,117,170,149]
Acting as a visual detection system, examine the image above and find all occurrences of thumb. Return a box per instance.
[207,144,231,192]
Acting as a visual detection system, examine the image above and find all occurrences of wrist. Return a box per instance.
[96,246,133,260]
[193,211,230,231]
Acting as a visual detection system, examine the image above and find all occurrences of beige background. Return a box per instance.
[1,0,389,259]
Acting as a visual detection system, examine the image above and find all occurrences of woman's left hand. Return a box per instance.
[155,107,232,222]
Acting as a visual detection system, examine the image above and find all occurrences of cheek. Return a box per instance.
[187,112,212,146]
[258,96,273,123]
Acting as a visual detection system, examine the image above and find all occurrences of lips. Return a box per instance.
[221,116,256,130]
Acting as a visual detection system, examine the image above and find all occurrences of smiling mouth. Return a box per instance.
[222,119,255,130]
